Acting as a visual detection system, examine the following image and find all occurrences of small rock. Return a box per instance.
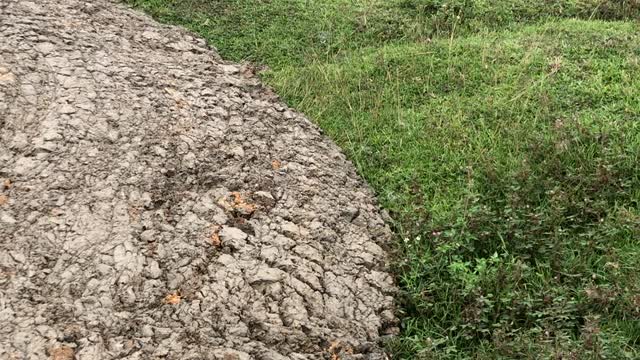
[219,226,247,250]
[36,42,56,55]
[280,221,299,238]
[141,192,153,209]
[58,104,76,114]
[42,128,61,141]
[96,263,111,275]
[230,146,244,157]
[121,287,136,305]
[141,30,161,40]
[13,156,37,175]
[219,64,239,74]
[342,206,360,221]
[216,254,236,266]
[34,140,57,152]
[0,71,15,83]
[9,251,26,263]
[183,152,196,168]
[146,259,162,279]
[0,212,16,224]
[153,146,167,157]
[10,133,29,150]
[248,266,285,285]
[140,230,156,242]
[154,327,173,339]
[141,325,154,337]
[253,191,275,207]
[260,247,279,263]
[113,245,128,264]
[87,148,99,157]
[107,129,119,142]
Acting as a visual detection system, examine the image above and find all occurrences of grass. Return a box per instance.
[125,0,640,358]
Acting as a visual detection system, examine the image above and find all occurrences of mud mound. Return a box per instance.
[0,1,397,359]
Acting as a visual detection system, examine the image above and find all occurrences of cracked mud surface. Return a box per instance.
[0,0,398,359]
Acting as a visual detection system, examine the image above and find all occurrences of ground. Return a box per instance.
[0,1,397,359]
[125,1,640,359]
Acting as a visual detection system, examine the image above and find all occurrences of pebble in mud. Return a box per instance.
[0,0,398,359]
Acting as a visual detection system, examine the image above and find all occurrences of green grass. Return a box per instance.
[126,0,640,358]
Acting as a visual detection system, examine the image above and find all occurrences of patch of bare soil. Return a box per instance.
[0,1,397,359]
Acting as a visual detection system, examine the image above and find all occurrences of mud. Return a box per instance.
[0,0,397,359]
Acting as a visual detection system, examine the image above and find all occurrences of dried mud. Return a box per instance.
[0,1,397,359]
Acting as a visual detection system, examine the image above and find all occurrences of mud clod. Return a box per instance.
[0,0,397,358]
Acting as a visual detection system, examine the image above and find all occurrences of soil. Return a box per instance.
[0,1,397,359]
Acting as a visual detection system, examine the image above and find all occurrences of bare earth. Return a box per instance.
[0,0,397,359]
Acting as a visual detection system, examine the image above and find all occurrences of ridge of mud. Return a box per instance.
[0,1,397,359]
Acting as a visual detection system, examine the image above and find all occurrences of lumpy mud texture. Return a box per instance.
[0,1,397,359]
